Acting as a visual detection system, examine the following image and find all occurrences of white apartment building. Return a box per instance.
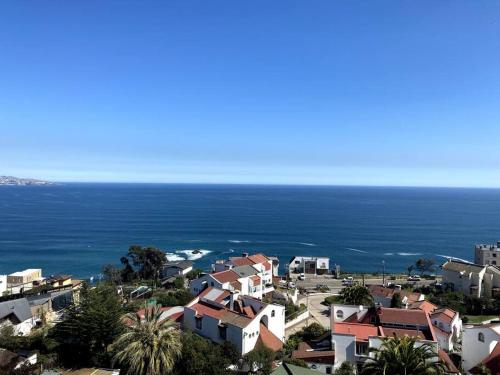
[462,322,500,374]
[475,241,500,266]
[442,260,500,298]
[191,253,274,298]
[184,287,285,355]
[288,256,330,275]
[7,269,43,294]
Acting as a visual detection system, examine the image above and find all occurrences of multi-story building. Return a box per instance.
[475,241,500,266]
[6,269,43,294]
[462,322,500,374]
[329,304,459,373]
[288,256,330,275]
[442,260,500,298]
[191,253,274,298]
[184,287,285,355]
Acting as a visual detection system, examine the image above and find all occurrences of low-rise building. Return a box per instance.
[0,275,6,296]
[462,322,500,374]
[191,253,274,298]
[288,256,330,275]
[6,269,43,294]
[162,260,194,279]
[184,287,285,355]
[368,284,425,308]
[0,298,35,335]
[291,333,335,373]
[475,241,500,266]
[329,304,459,373]
[442,260,500,298]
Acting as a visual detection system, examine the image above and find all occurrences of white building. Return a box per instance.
[329,304,459,373]
[191,253,274,299]
[442,260,500,298]
[462,322,500,374]
[288,256,330,275]
[0,275,7,296]
[6,269,43,294]
[162,260,193,278]
[184,287,285,355]
[475,241,500,266]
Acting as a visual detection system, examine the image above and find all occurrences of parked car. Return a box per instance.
[287,282,296,289]
[408,275,421,281]
[316,284,329,291]
[342,277,354,286]
[298,273,305,280]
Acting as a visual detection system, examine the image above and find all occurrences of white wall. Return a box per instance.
[462,325,500,372]
[331,333,356,369]
[0,275,7,295]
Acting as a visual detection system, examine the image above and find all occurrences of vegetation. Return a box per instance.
[112,304,182,375]
[173,331,238,375]
[186,268,204,280]
[153,288,194,307]
[50,283,125,368]
[283,323,327,356]
[243,342,275,375]
[323,295,343,305]
[335,362,356,375]
[361,336,445,375]
[390,292,402,308]
[339,284,373,305]
[414,258,435,276]
[126,245,167,280]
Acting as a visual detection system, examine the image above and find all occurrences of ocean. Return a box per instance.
[1,184,499,279]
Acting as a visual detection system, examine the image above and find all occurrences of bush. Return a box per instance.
[154,289,193,307]
[323,295,343,305]
[301,322,326,340]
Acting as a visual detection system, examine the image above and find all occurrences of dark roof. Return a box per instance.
[232,265,258,278]
[0,298,32,322]
[163,260,193,270]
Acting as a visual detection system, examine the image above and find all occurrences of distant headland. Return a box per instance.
[0,175,55,186]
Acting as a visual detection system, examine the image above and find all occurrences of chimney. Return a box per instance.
[229,291,239,310]
[242,252,249,258]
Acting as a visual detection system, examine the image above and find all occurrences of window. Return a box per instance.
[494,253,497,258]
[271,310,275,317]
[336,310,344,319]
[219,326,227,340]
[493,261,497,265]
[478,332,485,342]
[295,260,300,265]
[195,317,202,330]
[326,367,332,374]
[210,282,214,287]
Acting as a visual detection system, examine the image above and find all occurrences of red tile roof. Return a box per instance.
[292,346,336,364]
[368,285,422,304]
[251,275,261,284]
[248,254,272,271]
[257,323,283,351]
[333,322,379,341]
[377,307,429,326]
[191,301,227,319]
[211,269,239,283]
[410,300,438,315]
[231,257,255,267]
[381,327,426,340]
[438,349,460,374]
[430,308,457,324]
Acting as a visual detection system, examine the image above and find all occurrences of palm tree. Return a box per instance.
[361,336,445,375]
[112,304,182,375]
[340,284,373,305]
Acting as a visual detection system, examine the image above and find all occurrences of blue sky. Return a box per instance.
[1,1,499,186]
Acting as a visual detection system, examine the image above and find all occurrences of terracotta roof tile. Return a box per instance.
[257,323,283,351]
[333,322,379,341]
[410,300,438,315]
[211,269,239,283]
[377,307,429,326]
[231,257,255,267]
[438,349,460,374]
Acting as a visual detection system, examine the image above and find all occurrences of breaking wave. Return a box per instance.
[346,247,368,254]
[176,249,212,260]
[298,242,317,247]
[228,240,251,244]
[437,254,472,263]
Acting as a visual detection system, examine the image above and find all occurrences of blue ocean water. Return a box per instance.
[1,184,499,278]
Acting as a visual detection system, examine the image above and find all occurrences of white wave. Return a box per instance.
[165,253,186,262]
[299,242,317,247]
[437,254,473,263]
[176,249,212,260]
[346,247,368,254]
[384,252,394,256]
[228,240,251,244]
[396,252,422,256]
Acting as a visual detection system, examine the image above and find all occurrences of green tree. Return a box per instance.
[407,265,414,276]
[390,292,403,308]
[301,322,326,340]
[121,256,136,282]
[173,331,237,375]
[415,258,435,275]
[243,342,275,375]
[102,264,123,284]
[50,283,124,367]
[186,268,204,280]
[340,284,373,305]
[112,304,182,375]
[335,362,356,375]
[126,245,166,280]
[361,336,445,375]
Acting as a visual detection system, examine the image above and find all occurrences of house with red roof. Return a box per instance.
[462,322,500,374]
[368,284,425,308]
[184,287,285,355]
[329,304,457,372]
[190,253,275,299]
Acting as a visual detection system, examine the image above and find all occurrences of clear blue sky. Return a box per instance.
[1,1,499,186]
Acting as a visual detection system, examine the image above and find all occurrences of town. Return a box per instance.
[1,242,499,375]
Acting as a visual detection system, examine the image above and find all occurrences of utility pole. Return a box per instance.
[382,260,386,286]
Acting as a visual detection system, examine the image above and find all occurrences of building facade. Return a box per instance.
[288,256,330,275]
[462,322,500,374]
[442,260,500,298]
[184,287,285,355]
[475,241,500,266]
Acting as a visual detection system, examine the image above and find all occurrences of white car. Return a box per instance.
[287,282,296,289]
[408,275,421,281]
[342,277,354,286]
[298,273,305,280]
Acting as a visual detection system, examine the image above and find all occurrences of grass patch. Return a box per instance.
[464,315,498,324]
